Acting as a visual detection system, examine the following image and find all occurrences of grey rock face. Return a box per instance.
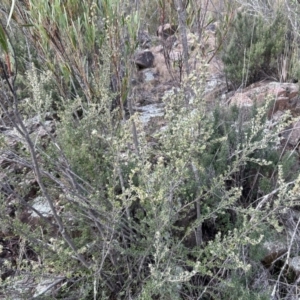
[134,50,154,69]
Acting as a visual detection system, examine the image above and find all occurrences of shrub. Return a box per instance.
[0,61,299,299]
[1,1,300,299]
[221,9,288,88]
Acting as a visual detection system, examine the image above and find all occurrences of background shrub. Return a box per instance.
[221,9,288,88]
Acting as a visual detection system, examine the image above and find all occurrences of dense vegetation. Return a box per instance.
[0,0,300,299]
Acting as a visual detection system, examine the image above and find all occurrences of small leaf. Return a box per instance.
[20,24,35,27]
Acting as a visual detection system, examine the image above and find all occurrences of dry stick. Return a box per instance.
[130,115,140,157]
[0,141,111,240]
[271,214,300,299]
[0,180,55,228]
[17,115,90,268]
[163,38,180,83]
[194,0,209,43]
[22,152,122,241]
[285,261,300,298]
[1,61,91,269]
[87,218,122,293]
[253,179,296,213]
[3,97,115,240]
[116,157,135,287]
[174,0,190,76]
[191,162,203,246]
[33,277,66,298]
[127,90,140,157]
[207,9,235,65]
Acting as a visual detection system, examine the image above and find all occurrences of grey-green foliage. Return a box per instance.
[222,275,270,300]
[133,74,296,298]
[1,64,299,300]
[221,10,287,88]
[2,1,300,299]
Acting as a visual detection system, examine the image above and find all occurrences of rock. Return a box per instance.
[204,74,228,103]
[228,92,253,107]
[157,24,178,40]
[131,26,231,125]
[163,35,177,51]
[286,120,300,147]
[133,88,155,105]
[25,115,41,133]
[261,241,287,268]
[169,50,183,61]
[138,30,151,49]
[151,83,175,101]
[134,50,154,69]
[151,45,164,54]
[287,256,300,283]
[142,69,156,82]
[29,120,55,141]
[152,51,172,81]
[134,103,165,124]
[4,275,34,298]
[226,82,300,149]
[228,82,299,116]
[33,277,65,298]
[31,196,52,217]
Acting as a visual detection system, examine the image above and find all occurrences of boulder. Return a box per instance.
[228,82,300,115]
[134,50,154,69]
